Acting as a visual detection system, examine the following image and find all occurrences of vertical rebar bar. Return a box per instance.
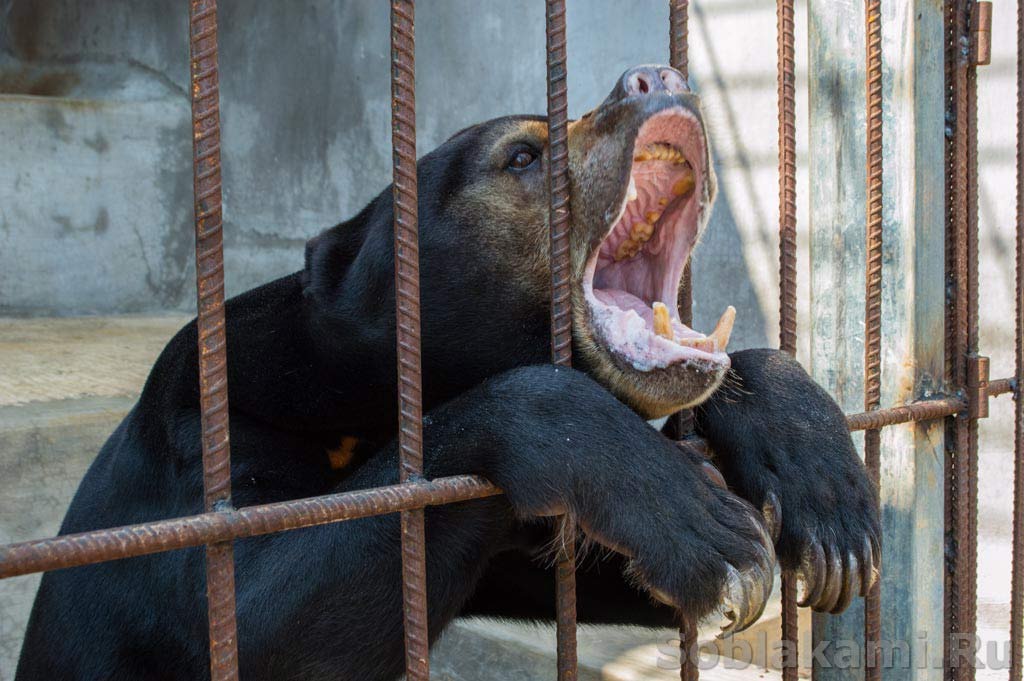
[669,4,699,680]
[1011,4,1024,679]
[188,1,239,678]
[777,0,798,358]
[863,0,884,678]
[670,0,693,330]
[775,0,800,677]
[390,2,430,679]
[944,3,979,681]
[545,2,578,679]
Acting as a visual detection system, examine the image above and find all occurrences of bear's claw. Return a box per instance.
[797,534,879,613]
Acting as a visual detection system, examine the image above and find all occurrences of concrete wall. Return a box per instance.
[0,0,781,353]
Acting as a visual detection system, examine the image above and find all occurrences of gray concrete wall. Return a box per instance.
[0,0,775,352]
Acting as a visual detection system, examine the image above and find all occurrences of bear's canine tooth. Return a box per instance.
[652,302,673,341]
[709,306,737,352]
[627,176,638,202]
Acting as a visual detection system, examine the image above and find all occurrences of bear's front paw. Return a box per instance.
[767,471,881,614]
[706,422,881,614]
[582,454,776,636]
[692,348,881,614]
[636,490,776,636]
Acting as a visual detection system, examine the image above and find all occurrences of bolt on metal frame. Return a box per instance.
[0,2,1020,681]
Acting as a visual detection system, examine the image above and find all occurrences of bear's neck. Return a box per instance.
[209,271,401,440]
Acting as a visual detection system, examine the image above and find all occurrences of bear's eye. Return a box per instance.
[507,149,539,171]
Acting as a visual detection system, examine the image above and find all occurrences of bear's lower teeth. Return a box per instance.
[652,302,673,340]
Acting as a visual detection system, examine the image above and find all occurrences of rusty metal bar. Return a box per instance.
[847,397,964,431]
[775,0,800,677]
[545,2,578,679]
[389,2,430,679]
[1012,3,1024,679]
[863,0,884,677]
[669,5,699,679]
[778,0,798,358]
[547,1,572,369]
[0,391,997,580]
[188,2,239,678]
[944,1,980,679]
[671,0,693,330]
[0,476,500,580]
[669,0,689,81]
[989,377,1015,398]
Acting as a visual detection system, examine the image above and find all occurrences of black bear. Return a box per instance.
[17,65,879,681]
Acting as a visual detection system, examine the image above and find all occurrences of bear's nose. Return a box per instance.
[618,65,688,99]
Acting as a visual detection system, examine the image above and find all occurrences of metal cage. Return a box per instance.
[1,2,1020,681]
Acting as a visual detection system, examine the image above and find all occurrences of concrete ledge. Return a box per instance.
[431,619,784,681]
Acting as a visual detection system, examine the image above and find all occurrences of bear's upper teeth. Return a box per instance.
[634,143,688,165]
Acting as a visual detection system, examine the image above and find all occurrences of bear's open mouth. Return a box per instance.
[583,108,733,372]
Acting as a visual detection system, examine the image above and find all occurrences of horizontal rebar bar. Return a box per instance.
[4,387,1015,580]
[0,476,499,580]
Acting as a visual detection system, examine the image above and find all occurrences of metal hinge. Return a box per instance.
[967,354,991,419]
[972,2,992,66]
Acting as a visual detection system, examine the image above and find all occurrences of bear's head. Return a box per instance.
[305,65,728,420]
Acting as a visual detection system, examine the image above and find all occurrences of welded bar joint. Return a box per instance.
[972,2,992,66]
[967,354,990,419]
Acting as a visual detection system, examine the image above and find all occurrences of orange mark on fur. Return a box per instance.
[328,436,360,470]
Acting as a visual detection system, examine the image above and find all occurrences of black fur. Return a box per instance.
[17,112,877,680]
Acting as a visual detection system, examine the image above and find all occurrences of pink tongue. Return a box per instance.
[594,289,652,324]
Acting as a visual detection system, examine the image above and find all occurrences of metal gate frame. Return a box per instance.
[0,2,1020,681]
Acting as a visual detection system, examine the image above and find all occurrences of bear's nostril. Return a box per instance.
[660,69,686,93]
[627,72,651,96]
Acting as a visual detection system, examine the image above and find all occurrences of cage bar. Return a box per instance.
[1011,2,1024,679]
[671,0,693,330]
[388,2,431,679]
[863,0,884,677]
[0,395,980,581]
[0,476,500,580]
[187,2,240,679]
[543,2,579,679]
[668,4,700,679]
[775,0,800,677]
[944,2,980,680]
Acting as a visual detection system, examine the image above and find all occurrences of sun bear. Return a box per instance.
[17,65,879,681]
